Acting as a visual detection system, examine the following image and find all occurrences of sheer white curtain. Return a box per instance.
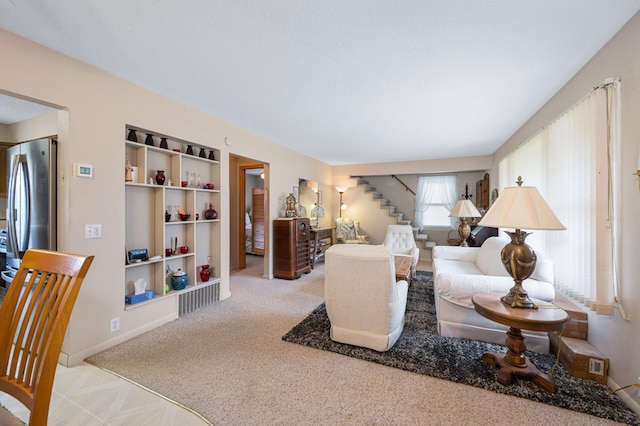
[414,175,457,230]
[498,80,621,316]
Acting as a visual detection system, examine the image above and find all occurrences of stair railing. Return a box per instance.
[391,175,416,196]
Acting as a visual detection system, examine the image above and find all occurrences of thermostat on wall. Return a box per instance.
[74,163,93,178]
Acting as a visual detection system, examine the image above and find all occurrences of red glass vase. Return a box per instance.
[200,264,210,281]
[155,170,166,185]
[204,203,217,220]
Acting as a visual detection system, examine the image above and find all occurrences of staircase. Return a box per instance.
[354,177,434,249]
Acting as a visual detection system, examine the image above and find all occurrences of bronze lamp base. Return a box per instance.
[457,218,471,247]
[500,230,538,309]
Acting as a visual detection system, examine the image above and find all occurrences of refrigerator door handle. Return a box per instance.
[7,154,31,258]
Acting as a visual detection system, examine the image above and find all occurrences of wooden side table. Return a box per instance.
[472,292,568,393]
[309,227,334,269]
[393,255,412,284]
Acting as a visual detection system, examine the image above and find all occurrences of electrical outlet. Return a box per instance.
[85,224,102,239]
[110,317,120,332]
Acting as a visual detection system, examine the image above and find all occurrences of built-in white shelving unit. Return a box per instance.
[124,126,221,310]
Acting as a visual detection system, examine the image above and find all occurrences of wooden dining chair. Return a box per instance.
[0,249,94,426]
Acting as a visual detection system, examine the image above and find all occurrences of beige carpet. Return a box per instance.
[88,255,624,425]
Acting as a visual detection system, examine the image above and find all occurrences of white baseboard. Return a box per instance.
[608,376,640,417]
[59,313,178,367]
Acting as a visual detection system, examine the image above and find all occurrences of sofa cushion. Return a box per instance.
[435,273,556,308]
[531,250,554,283]
[433,258,483,276]
[475,236,554,283]
[475,237,510,277]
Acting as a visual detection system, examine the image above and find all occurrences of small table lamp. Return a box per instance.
[478,177,565,309]
[449,199,482,247]
[311,204,325,229]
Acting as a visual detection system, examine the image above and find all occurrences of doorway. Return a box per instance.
[230,155,269,276]
[0,93,65,289]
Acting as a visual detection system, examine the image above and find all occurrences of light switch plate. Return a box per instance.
[85,224,102,238]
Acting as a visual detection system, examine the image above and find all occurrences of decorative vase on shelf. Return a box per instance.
[186,145,194,155]
[159,137,168,149]
[125,161,133,182]
[171,269,188,290]
[199,264,210,282]
[145,134,155,146]
[155,170,166,185]
[208,150,215,160]
[127,129,138,142]
[204,203,217,220]
[199,148,206,158]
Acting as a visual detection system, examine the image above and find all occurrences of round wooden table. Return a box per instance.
[472,292,568,393]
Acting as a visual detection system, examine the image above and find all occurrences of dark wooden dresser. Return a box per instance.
[273,218,311,279]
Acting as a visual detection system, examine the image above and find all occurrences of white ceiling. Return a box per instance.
[1,1,639,165]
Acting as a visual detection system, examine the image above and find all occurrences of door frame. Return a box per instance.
[238,162,266,269]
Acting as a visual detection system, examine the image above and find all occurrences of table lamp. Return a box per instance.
[449,199,482,247]
[478,177,565,309]
[311,204,324,229]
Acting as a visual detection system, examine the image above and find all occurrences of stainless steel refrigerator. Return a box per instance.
[2,138,57,284]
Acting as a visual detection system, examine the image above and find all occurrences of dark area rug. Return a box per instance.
[282,271,639,425]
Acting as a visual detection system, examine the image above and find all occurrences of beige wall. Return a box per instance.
[1,29,332,365]
[332,154,492,177]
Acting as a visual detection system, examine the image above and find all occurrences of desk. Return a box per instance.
[310,227,334,269]
[394,255,412,284]
[472,293,568,393]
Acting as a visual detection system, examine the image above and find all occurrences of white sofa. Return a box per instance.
[432,236,555,353]
[325,244,409,351]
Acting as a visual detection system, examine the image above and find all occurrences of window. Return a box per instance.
[498,80,621,316]
[414,175,457,230]
[422,192,453,227]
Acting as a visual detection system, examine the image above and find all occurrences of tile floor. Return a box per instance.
[0,362,211,425]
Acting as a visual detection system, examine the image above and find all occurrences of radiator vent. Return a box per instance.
[178,280,220,316]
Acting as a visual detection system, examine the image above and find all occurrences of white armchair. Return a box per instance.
[383,224,420,277]
[324,244,408,351]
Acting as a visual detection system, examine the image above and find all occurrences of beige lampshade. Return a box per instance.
[478,183,565,230]
[449,199,482,218]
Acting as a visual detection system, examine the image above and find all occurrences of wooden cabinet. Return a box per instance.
[273,218,311,279]
[124,126,221,310]
[310,227,334,269]
[476,173,490,208]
